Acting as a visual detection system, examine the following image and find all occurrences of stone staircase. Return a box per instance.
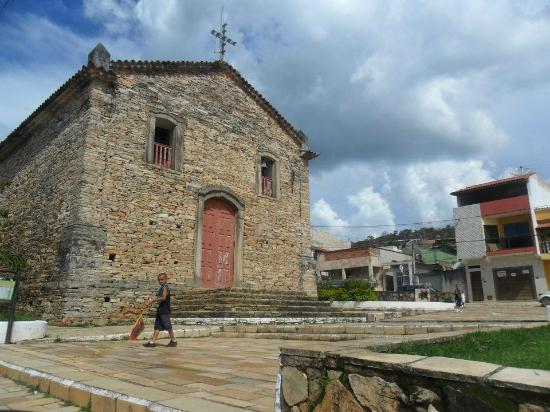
[212,322,537,341]
[167,288,403,323]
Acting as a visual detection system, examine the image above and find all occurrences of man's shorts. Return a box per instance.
[154,313,172,331]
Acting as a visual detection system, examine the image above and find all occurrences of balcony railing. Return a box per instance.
[541,240,550,254]
[262,176,273,197]
[485,234,534,252]
[153,143,172,169]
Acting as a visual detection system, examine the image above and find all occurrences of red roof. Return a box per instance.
[450,173,534,196]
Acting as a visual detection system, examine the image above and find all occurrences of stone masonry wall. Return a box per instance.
[0,84,92,320]
[0,64,314,324]
[63,69,313,322]
[278,348,550,412]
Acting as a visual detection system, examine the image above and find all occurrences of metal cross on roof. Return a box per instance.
[210,10,236,61]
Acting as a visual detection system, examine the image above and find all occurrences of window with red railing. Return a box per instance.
[152,122,173,169]
[261,157,275,197]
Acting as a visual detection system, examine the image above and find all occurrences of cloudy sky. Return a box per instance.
[2,0,550,240]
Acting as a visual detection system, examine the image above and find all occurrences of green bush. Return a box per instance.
[0,250,26,271]
[318,278,378,302]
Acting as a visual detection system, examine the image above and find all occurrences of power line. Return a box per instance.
[313,205,538,230]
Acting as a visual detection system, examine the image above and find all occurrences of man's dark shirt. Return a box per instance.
[156,284,171,314]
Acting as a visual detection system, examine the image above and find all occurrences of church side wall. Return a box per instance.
[0,85,91,321]
[74,71,312,321]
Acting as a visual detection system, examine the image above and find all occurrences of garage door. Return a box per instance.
[494,266,535,300]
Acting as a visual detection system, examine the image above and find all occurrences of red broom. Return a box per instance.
[130,315,145,341]
[129,300,153,341]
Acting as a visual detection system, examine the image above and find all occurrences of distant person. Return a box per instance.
[461,288,466,309]
[454,284,463,312]
[143,273,177,347]
[419,285,429,301]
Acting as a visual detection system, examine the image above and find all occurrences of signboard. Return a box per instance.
[1,272,20,344]
[0,279,15,302]
[496,270,506,278]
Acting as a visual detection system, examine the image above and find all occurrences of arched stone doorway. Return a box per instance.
[194,188,244,288]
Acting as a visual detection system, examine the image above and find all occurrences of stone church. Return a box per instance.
[0,44,317,324]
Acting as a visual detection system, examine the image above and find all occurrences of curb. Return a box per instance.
[39,326,220,343]
[0,360,185,412]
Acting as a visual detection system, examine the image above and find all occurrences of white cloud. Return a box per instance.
[396,160,493,222]
[312,199,348,227]
[347,187,395,236]
[310,159,495,239]
[3,0,550,237]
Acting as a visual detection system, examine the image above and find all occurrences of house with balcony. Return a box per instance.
[451,173,550,301]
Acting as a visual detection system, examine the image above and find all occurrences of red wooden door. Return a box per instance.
[201,198,236,288]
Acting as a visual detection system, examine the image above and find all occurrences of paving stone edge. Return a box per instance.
[0,360,185,412]
[39,326,221,343]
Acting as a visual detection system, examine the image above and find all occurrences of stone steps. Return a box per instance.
[212,331,374,341]
[178,288,316,299]
[175,297,330,306]
[211,322,532,340]
[171,304,343,313]
[166,316,373,325]
[169,310,370,318]
[170,287,380,320]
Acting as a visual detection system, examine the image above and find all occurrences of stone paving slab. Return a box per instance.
[0,376,80,411]
[340,351,427,366]
[488,366,550,393]
[408,356,501,382]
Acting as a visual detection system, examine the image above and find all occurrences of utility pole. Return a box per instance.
[210,8,237,61]
[411,239,416,284]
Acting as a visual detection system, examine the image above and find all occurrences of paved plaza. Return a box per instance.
[0,302,547,411]
[387,301,547,322]
[0,335,423,411]
[0,376,80,411]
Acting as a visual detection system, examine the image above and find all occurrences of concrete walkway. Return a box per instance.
[387,301,547,322]
[0,332,467,412]
[0,376,80,411]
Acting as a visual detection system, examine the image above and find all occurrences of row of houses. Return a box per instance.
[312,172,550,301]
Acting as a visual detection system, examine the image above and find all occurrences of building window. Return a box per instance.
[257,153,279,198]
[261,157,274,197]
[146,115,183,171]
[153,119,173,168]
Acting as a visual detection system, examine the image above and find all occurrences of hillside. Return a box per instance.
[352,225,456,254]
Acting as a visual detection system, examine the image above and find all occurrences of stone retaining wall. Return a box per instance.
[277,348,550,411]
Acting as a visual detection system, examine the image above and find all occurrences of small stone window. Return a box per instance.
[258,154,279,198]
[146,115,183,171]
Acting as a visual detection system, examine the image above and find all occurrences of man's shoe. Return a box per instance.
[166,340,177,347]
[143,342,156,347]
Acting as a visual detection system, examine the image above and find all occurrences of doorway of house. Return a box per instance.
[470,271,484,301]
[201,198,236,288]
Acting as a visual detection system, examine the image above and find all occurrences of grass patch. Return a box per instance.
[384,325,550,370]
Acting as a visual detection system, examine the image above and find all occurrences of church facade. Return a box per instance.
[0,44,317,324]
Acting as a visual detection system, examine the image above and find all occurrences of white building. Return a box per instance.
[451,173,550,301]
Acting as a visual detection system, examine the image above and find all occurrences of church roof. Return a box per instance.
[0,45,316,158]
